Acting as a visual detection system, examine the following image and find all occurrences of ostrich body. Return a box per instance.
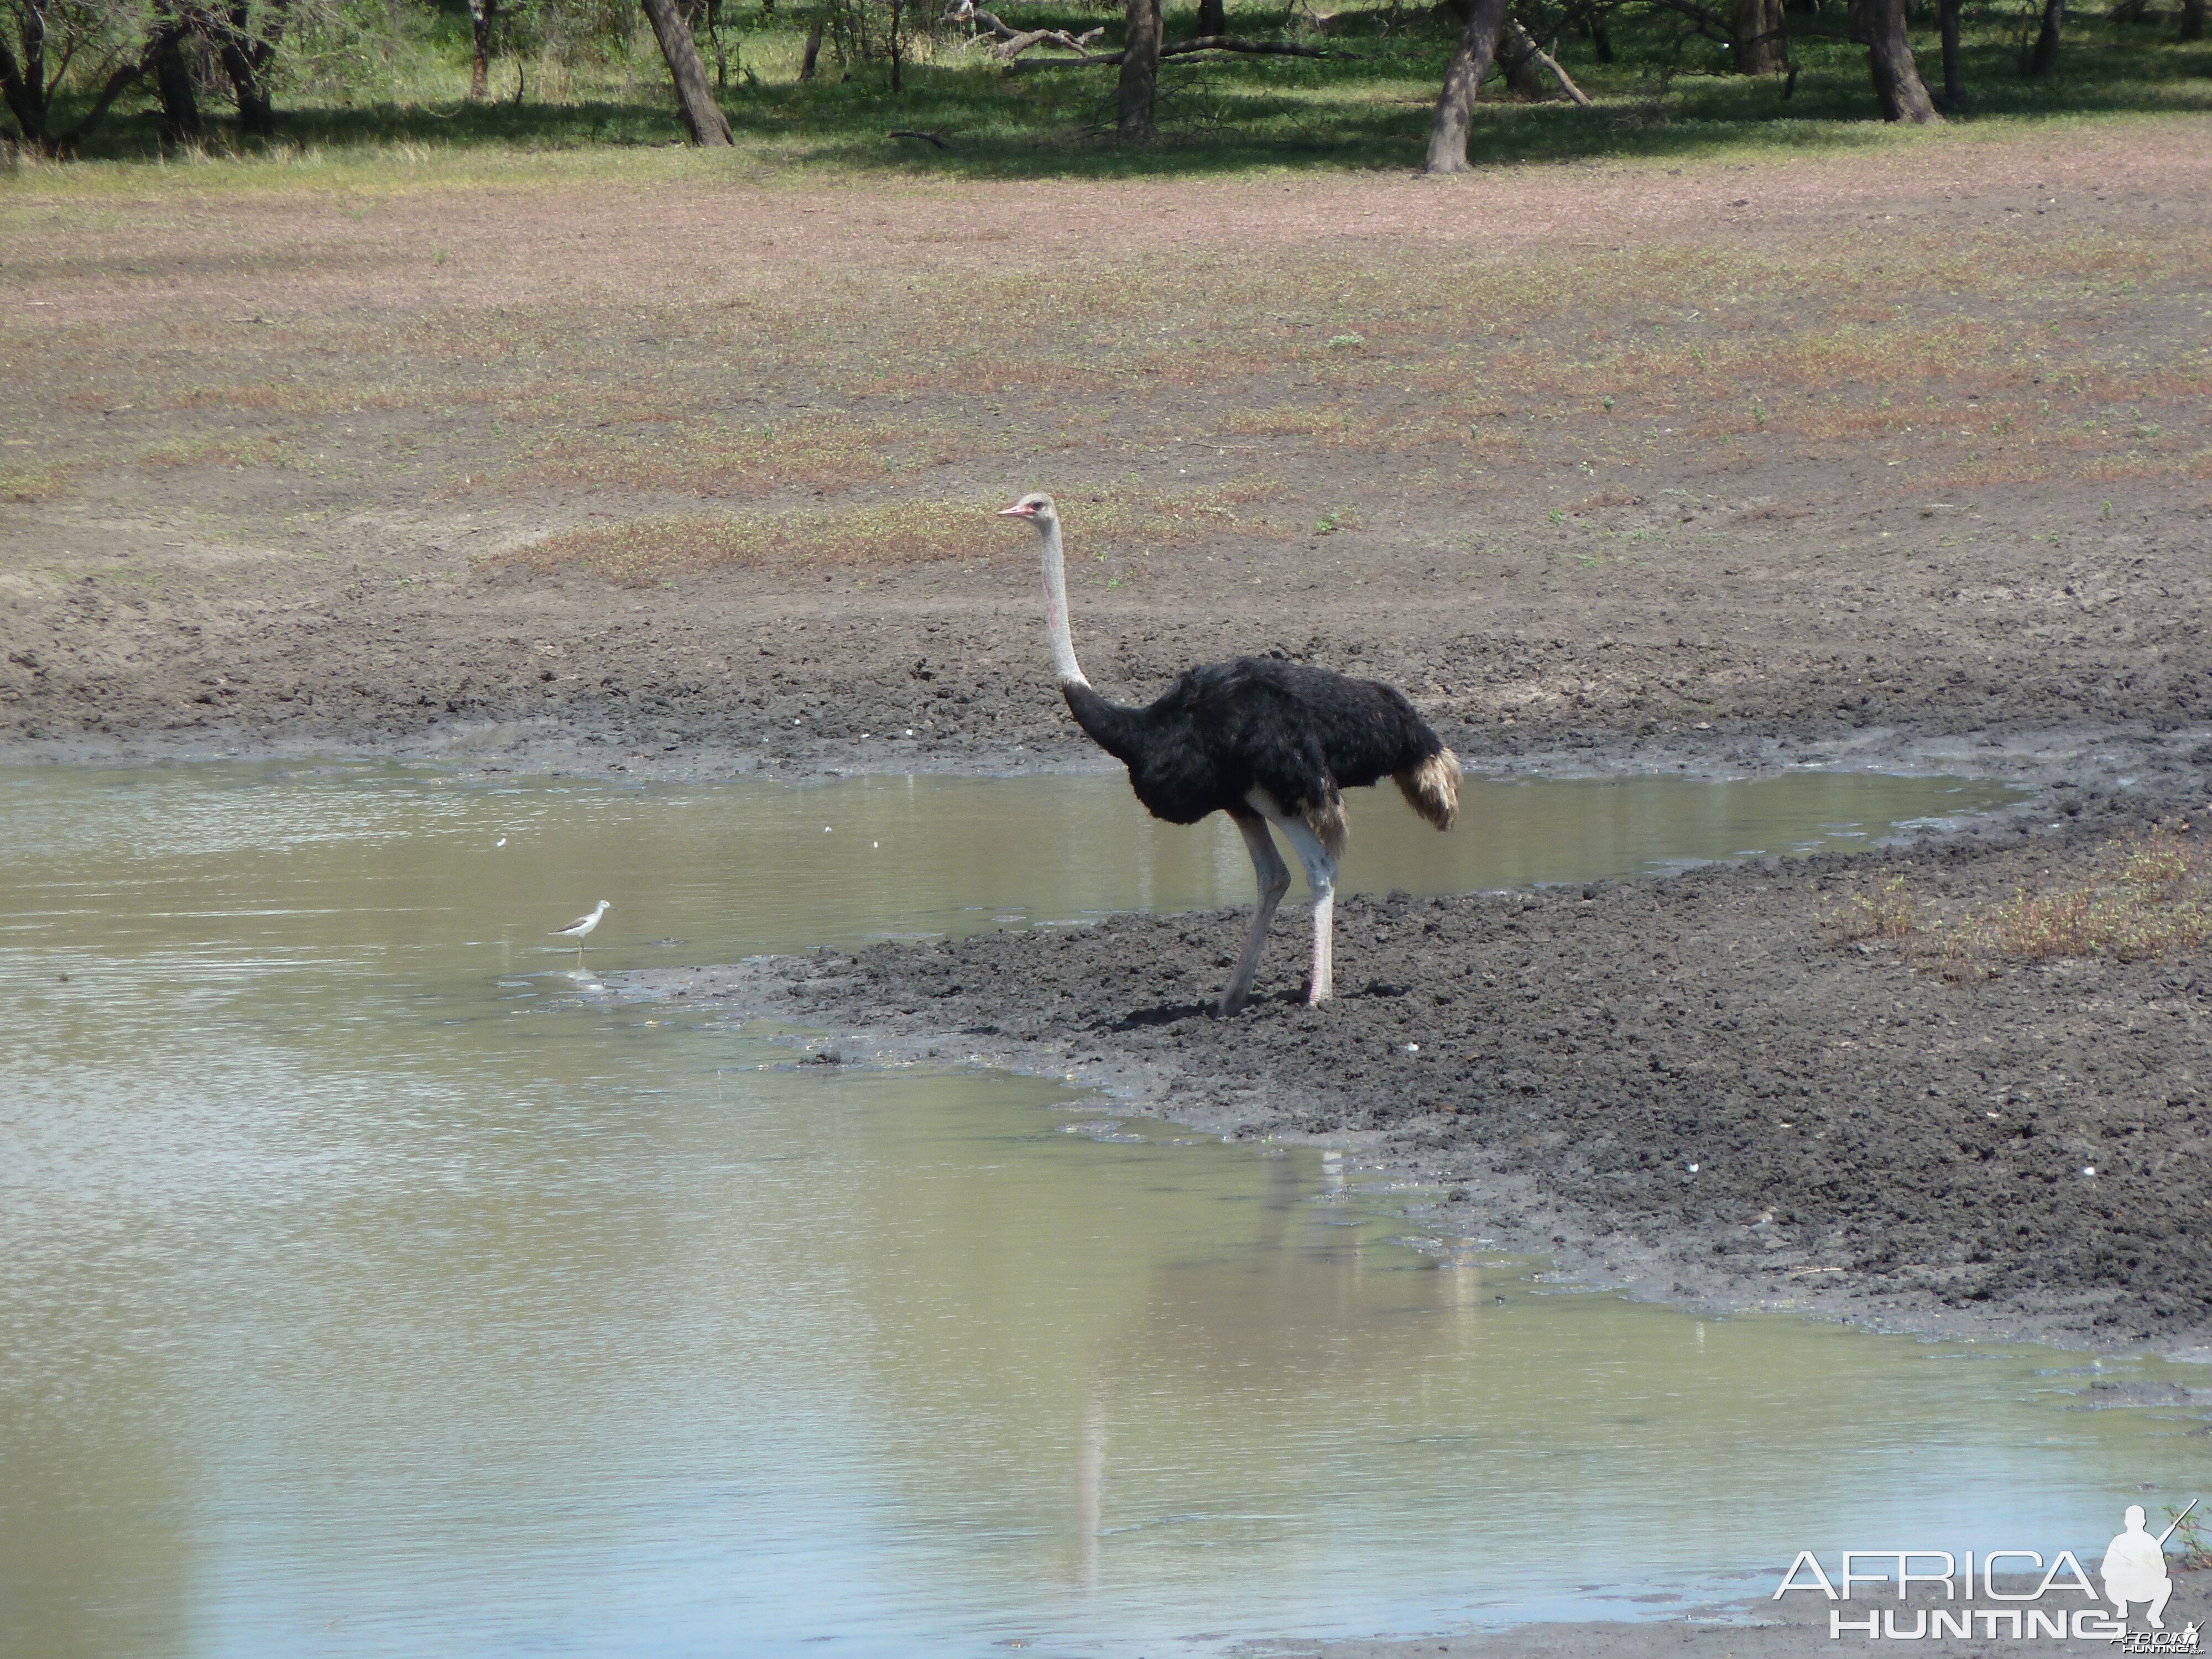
[1000,492,1459,1014]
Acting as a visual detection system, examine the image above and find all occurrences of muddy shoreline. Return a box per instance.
[10,695,2210,1357]
[11,134,2212,1656]
[593,721,2212,1359]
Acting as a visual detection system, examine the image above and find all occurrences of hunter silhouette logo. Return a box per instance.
[1773,1499,2200,1645]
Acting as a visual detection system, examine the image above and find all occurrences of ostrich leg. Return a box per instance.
[1275,817,1339,1005]
[1219,813,1292,1016]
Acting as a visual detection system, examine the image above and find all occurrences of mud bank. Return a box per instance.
[620,731,2212,1354]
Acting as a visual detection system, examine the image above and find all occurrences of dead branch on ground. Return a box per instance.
[1504,15,1592,100]
[961,10,1109,58]
[1013,32,1328,65]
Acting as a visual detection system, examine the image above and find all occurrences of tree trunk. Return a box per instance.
[1588,4,1613,60]
[214,0,287,137]
[1937,0,1962,108]
[639,0,733,144]
[0,22,50,148]
[1850,0,1940,120]
[153,22,201,141]
[3,9,171,154]
[1425,0,1510,173]
[889,0,904,90]
[1730,0,1788,72]
[706,0,729,86]
[1116,0,1161,139]
[467,0,497,98]
[1199,0,1227,32]
[1497,15,1551,95]
[2182,0,2205,38]
[800,18,825,76]
[2025,0,2062,73]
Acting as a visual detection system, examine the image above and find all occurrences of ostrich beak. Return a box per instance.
[998,502,1035,518]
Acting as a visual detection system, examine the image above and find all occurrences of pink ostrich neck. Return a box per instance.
[1040,517,1089,688]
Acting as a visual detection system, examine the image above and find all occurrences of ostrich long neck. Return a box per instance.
[1040,517,1089,688]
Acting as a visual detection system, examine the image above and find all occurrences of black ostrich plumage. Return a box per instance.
[1061,658,1449,828]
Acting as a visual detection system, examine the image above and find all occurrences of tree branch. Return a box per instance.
[1016,32,1327,65]
[1162,33,1326,56]
[0,28,39,144]
[1632,0,1731,41]
[964,11,1108,56]
[54,24,178,156]
[1505,14,1591,101]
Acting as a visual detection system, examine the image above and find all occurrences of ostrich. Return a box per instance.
[999,492,1459,1015]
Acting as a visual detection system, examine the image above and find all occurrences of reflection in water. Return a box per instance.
[6,762,2203,1659]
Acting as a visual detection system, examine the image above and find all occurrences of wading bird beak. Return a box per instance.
[998,502,1035,518]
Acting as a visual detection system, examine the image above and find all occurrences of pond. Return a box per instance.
[5,761,2199,1658]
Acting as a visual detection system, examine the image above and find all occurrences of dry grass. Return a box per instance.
[1827,831,2212,971]
[485,501,992,583]
[485,412,965,500]
[1965,832,2212,962]
[5,131,2208,591]
[1822,875,1922,945]
[139,435,297,469]
[0,458,75,503]
[483,484,1290,584]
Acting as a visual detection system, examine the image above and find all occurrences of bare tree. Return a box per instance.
[640,0,732,143]
[1117,0,1160,138]
[1425,0,1509,173]
[1848,0,1939,121]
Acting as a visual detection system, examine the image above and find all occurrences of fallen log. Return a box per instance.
[1014,33,1328,65]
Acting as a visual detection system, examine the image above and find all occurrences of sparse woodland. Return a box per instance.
[0,0,2205,168]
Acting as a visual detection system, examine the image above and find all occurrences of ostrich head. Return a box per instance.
[998,492,1084,687]
[998,492,1057,528]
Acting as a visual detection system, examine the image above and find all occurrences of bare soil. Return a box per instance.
[6,132,2212,1355]
[4,131,2210,775]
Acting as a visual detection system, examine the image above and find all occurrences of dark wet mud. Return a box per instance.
[625,733,2212,1353]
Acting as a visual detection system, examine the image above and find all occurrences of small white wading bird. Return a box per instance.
[551,900,612,967]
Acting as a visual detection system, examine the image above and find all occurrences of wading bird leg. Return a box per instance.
[1276,816,1339,1005]
[1219,812,1291,1015]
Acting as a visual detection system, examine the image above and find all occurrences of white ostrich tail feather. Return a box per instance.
[1395,748,1460,832]
[1303,790,1349,862]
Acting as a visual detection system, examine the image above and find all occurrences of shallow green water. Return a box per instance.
[3,761,2201,1659]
